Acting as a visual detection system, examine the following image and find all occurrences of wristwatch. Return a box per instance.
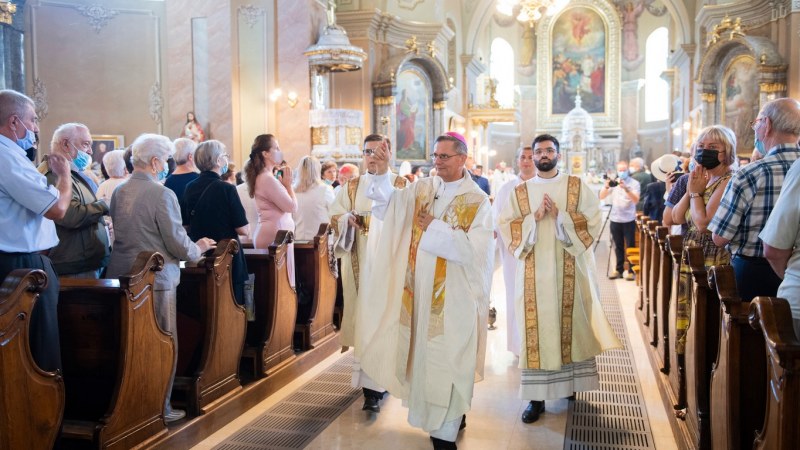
[689,193,701,199]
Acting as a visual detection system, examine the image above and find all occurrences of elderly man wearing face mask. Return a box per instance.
[40,123,110,278]
[710,98,800,301]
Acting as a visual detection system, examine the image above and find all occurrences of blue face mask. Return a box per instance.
[754,138,766,155]
[14,119,36,150]
[70,143,92,171]
[688,160,697,172]
[323,178,333,186]
[156,159,169,181]
[617,170,629,179]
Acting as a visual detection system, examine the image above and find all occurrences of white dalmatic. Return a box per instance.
[492,174,522,356]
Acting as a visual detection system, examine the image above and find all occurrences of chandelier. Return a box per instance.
[495,0,569,26]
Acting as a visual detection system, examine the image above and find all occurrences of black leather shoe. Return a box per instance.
[459,414,466,431]
[362,395,380,413]
[430,436,457,450]
[521,400,545,423]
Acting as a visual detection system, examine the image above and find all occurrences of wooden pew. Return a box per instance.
[683,247,720,449]
[667,235,686,411]
[242,231,298,378]
[58,252,171,450]
[0,269,64,450]
[708,265,767,450]
[637,217,653,327]
[647,221,662,347]
[653,226,671,374]
[636,215,647,313]
[174,239,246,416]
[294,224,337,351]
[749,297,800,450]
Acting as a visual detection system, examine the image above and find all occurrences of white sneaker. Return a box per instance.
[164,408,186,423]
[609,270,621,279]
[624,270,635,281]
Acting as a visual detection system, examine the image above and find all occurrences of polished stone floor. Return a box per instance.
[194,245,678,450]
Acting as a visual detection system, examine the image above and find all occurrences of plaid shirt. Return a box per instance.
[708,144,800,257]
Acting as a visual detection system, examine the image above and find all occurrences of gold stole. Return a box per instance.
[399,182,483,371]
[515,176,585,369]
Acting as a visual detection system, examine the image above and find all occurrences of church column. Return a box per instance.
[1,0,25,92]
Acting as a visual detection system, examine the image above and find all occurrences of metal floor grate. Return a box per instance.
[563,236,656,450]
[213,355,360,450]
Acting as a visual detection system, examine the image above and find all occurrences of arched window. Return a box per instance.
[645,27,669,122]
[490,38,514,108]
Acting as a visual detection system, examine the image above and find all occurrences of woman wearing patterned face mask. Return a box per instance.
[670,125,736,359]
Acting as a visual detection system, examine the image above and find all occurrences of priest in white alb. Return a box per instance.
[498,134,621,424]
[491,145,536,356]
[328,134,407,413]
[358,132,494,450]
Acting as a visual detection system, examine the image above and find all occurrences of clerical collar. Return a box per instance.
[434,176,464,200]
[533,170,562,183]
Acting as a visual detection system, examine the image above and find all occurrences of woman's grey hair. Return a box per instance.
[131,134,175,168]
[50,123,88,152]
[294,155,323,193]
[103,149,128,178]
[695,125,737,166]
[194,140,227,172]
[173,138,198,165]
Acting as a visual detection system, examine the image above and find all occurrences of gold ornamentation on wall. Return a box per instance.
[706,15,746,47]
[311,127,329,145]
[433,101,447,110]
[700,93,717,103]
[373,96,395,106]
[0,1,17,25]
[405,35,419,55]
[345,127,361,145]
[427,40,437,58]
[759,83,786,93]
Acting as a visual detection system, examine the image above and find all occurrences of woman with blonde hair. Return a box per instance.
[293,155,335,240]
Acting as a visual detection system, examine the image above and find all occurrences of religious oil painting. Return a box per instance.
[551,6,607,114]
[90,135,125,165]
[395,67,430,162]
[721,55,758,156]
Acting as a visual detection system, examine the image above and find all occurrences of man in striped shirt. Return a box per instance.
[708,98,800,301]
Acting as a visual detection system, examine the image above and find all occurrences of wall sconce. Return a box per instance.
[287,91,298,108]
[0,1,18,25]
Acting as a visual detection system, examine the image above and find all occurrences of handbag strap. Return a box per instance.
[190,180,221,217]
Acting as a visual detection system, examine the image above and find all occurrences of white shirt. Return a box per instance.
[0,134,60,252]
[236,182,258,242]
[293,183,335,240]
[607,176,640,223]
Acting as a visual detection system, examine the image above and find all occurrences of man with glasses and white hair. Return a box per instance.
[0,89,72,372]
[328,133,407,413]
[106,133,216,423]
[358,132,493,450]
[710,97,800,301]
[41,122,110,278]
[497,133,620,425]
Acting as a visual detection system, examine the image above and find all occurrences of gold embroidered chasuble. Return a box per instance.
[498,173,620,371]
[358,171,494,434]
[328,173,406,347]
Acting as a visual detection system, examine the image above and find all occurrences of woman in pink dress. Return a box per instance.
[244,134,297,285]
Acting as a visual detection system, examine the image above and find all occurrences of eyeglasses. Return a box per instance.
[533,148,557,156]
[362,149,375,156]
[749,117,764,130]
[431,153,461,161]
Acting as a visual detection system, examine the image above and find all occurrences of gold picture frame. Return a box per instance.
[90,135,125,165]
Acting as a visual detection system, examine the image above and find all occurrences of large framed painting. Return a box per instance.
[536,0,620,130]
[90,134,125,165]
[720,55,758,156]
[395,65,431,162]
[551,6,606,114]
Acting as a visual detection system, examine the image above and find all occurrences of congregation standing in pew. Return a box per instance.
[293,155,335,241]
[757,98,800,338]
[105,133,216,423]
[709,98,800,301]
[181,140,250,305]
[670,125,735,355]
[328,134,408,413]
[164,137,199,202]
[497,134,621,426]
[245,134,297,286]
[236,164,258,244]
[358,132,493,450]
[97,149,130,245]
[492,145,536,357]
[40,122,110,278]
[0,89,72,372]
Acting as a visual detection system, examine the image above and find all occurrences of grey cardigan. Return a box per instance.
[106,172,201,290]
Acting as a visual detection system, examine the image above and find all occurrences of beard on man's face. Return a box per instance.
[535,158,557,172]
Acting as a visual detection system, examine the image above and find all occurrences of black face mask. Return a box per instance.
[695,148,721,170]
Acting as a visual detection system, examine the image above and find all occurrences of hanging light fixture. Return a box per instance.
[495,0,569,27]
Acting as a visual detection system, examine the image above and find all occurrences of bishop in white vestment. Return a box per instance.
[358,133,493,449]
[498,134,620,424]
